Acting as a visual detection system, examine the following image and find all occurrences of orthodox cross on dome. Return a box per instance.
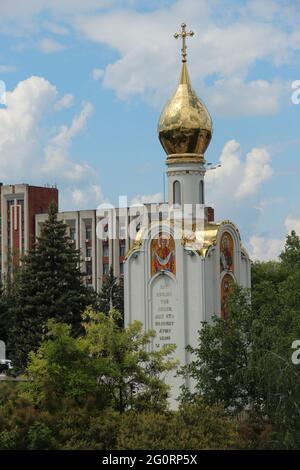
[174,23,194,63]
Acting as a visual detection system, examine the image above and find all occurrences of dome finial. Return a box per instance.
[158,24,213,159]
[174,23,194,63]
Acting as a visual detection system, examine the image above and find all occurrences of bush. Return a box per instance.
[117,400,240,450]
[27,422,56,450]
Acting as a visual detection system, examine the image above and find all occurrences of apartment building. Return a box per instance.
[0,183,58,277]
[0,182,215,291]
[36,204,215,291]
[35,205,154,291]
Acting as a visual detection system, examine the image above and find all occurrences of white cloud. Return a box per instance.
[71,188,86,206]
[38,38,66,53]
[0,65,16,73]
[242,0,281,22]
[205,140,274,244]
[285,215,300,235]
[206,78,286,117]
[0,76,58,180]
[235,147,273,199]
[254,197,285,216]
[55,93,74,110]
[130,192,163,206]
[247,214,300,261]
[0,1,298,116]
[43,102,95,182]
[0,0,114,36]
[69,184,105,209]
[92,68,104,81]
[205,140,240,213]
[249,235,284,261]
[42,21,69,36]
[0,76,102,211]
[206,140,273,208]
[246,213,300,261]
[0,0,113,21]
[73,0,300,114]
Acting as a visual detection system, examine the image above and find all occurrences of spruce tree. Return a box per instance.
[280,230,300,266]
[0,276,15,347]
[98,266,124,325]
[9,201,95,372]
[0,281,8,345]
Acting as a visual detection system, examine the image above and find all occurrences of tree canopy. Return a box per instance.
[20,308,177,414]
[181,231,300,449]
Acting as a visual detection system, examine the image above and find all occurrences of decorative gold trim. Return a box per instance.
[166,153,205,165]
[124,219,251,262]
[198,223,221,256]
[124,239,142,261]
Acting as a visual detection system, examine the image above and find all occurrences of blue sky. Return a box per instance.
[0,0,300,260]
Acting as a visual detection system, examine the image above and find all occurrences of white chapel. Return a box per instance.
[124,24,251,401]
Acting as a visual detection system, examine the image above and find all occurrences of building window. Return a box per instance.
[200,180,204,204]
[70,227,76,241]
[103,244,109,257]
[86,263,92,275]
[119,226,126,238]
[173,180,181,206]
[120,262,124,275]
[103,263,109,275]
[120,243,126,257]
[85,226,92,241]
[86,247,92,258]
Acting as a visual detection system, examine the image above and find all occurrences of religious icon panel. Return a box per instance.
[221,273,235,319]
[220,231,234,273]
[151,232,176,277]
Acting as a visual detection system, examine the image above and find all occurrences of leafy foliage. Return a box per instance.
[0,383,240,450]
[181,232,300,449]
[0,275,16,346]
[117,399,240,450]
[19,308,177,414]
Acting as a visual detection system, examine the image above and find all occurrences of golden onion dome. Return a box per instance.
[158,24,213,159]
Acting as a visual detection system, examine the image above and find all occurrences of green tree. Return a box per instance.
[181,286,254,411]
[8,201,95,372]
[19,319,105,411]
[20,308,177,414]
[82,308,176,413]
[0,275,16,346]
[181,232,300,449]
[0,283,8,345]
[98,266,124,323]
[279,230,300,266]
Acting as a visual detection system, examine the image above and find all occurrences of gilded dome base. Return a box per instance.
[166,153,205,165]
